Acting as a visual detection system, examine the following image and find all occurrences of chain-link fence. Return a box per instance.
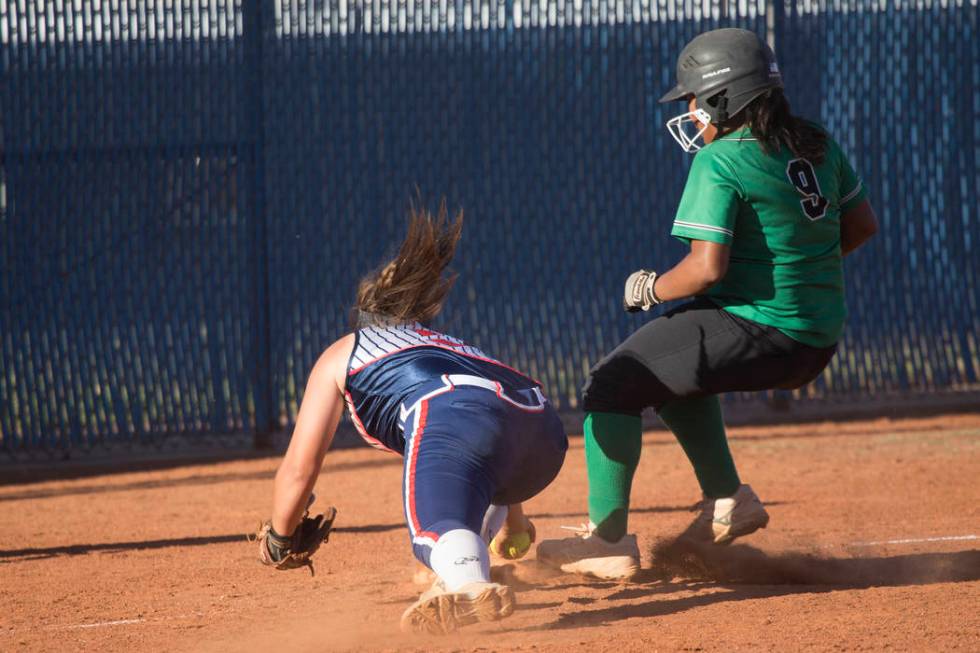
[2,1,977,457]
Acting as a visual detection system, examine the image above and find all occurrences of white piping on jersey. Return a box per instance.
[400,375,456,431]
[840,180,864,205]
[673,220,735,237]
[344,390,398,453]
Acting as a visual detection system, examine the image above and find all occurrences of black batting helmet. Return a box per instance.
[660,28,783,124]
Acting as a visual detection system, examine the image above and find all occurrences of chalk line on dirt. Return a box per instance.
[62,619,145,630]
[829,534,978,548]
[41,611,208,632]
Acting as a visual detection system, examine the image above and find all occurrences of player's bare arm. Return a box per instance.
[652,240,730,301]
[504,502,529,531]
[840,198,879,256]
[271,334,353,536]
[622,240,729,311]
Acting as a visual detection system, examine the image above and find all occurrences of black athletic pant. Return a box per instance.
[582,298,837,415]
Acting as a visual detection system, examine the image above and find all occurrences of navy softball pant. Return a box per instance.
[399,374,568,566]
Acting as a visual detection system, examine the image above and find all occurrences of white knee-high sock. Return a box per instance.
[428,529,491,591]
[480,504,509,543]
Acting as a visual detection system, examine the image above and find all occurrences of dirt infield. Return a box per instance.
[2,414,978,652]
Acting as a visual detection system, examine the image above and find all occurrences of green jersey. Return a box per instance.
[671,127,867,347]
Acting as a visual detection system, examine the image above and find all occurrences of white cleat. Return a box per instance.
[399,580,515,635]
[536,524,640,580]
[695,484,770,545]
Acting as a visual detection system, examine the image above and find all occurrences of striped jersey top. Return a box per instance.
[344,322,539,454]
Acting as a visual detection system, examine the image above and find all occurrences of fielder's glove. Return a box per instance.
[253,506,337,576]
[623,269,662,312]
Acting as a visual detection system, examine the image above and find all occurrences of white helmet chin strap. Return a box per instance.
[665,108,712,153]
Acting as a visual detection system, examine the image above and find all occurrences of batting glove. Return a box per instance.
[623,269,662,312]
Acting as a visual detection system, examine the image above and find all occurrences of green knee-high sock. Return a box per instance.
[658,395,740,499]
[584,412,642,542]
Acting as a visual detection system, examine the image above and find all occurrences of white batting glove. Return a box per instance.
[623,269,662,312]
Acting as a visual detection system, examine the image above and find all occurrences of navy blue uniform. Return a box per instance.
[345,322,567,564]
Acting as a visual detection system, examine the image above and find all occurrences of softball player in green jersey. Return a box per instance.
[537,28,880,580]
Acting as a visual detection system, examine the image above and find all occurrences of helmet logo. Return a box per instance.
[702,67,732,79]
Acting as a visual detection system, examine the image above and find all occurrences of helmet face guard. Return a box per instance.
[665,108,712,153]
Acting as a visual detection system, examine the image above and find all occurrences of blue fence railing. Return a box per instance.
[1,1,977,454]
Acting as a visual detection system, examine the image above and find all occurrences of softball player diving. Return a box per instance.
[538,28,880,579]
[255,206,567,634]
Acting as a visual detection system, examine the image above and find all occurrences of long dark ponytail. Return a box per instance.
[737,88,828,165]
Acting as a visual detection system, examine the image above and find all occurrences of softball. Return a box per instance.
[492,531,533,560]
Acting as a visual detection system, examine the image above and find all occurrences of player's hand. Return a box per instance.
[489,517,536,560]
[623,269,661,312]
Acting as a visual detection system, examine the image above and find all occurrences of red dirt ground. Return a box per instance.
[1,413,978,652]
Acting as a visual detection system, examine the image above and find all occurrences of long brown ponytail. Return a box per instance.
[353,200,463,327]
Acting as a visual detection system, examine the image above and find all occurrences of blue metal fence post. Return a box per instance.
[768,1,787,414]
[242,0,275,448]
[769,0,784,61]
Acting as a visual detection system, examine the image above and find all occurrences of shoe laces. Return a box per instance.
[559,523,593,538]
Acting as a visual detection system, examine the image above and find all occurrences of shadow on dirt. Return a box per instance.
[533,501,789,522]
[532,530,980,631]
[0,457,402,502]
[0,522,404,562]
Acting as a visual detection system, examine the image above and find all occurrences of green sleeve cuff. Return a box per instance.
[671,222,734,246]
